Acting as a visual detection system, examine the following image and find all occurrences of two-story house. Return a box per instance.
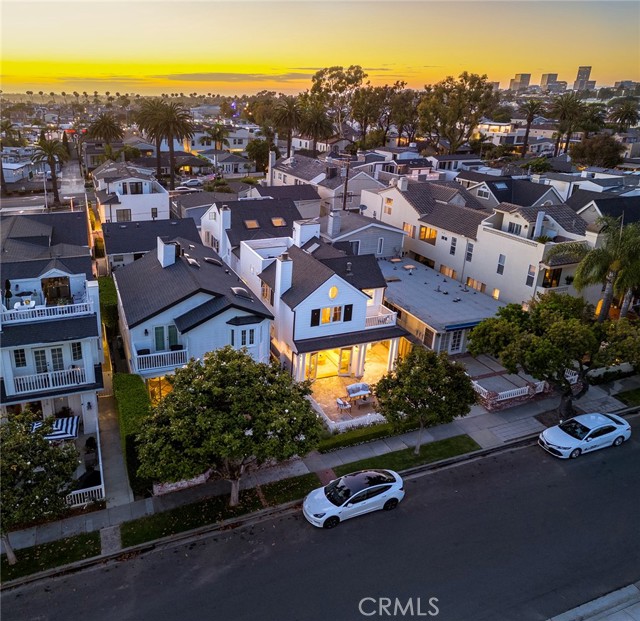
[246,184,321,219]
[113,237,273,399]
[464,176,563,208]
[92,160,171,223]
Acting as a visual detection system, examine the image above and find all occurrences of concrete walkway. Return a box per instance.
[548,582,640,621]
[2,375,638,555]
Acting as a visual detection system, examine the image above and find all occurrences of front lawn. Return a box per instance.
[1,533,101,583]
[259,473,321,505]
[615,387,640,407]
[334,434,481,476]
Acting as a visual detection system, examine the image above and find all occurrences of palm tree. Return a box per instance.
[199,123,230,151]
[579,103,607,140]
[549,92,585,156]
[612,223,640,317]
[546,217,640,322]
[31,139,70,206]
[1,119,18,195]
[299,101,334,155]
[136,98,166,182]
[609,99,639,132]
[87,113,124,147]
[273,95,302,158]
[517,99,545,158]
[153,101,194,189]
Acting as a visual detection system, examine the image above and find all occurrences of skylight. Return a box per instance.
[244,219,260,229]
[231,286,253,301]
[271,217,287,227]
[494,182,509,190]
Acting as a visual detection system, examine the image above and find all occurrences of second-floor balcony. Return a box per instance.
[1,301,94,325]
[13,366,87,395]
[133,347,189,374]
[365,305,397,329]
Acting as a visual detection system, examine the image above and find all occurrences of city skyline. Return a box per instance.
[1,0,639,96]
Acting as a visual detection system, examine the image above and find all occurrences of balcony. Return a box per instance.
[13,367,87,395]
[535,285,569,298]
[1,301,94,325]
[365,305,397,329]
[134,348,188,373]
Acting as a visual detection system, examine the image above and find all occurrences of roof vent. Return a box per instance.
[186,257,200,268]
[119,224,127,228]
[189,244,195,249]
[231,286,253,301]
[204,257,223,266]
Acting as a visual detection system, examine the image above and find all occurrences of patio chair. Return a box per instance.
[336,397,352,412]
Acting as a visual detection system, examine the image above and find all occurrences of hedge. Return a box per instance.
[317,420,419,452]
[98,276,118,329]
[113,373,152,497]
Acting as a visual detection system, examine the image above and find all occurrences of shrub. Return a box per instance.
[98,276,118,329]
[317,420,419,452]
[113,373,152,497]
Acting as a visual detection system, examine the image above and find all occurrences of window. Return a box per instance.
[526,264,536,287]
[450,237,457,255]
[213,238,220,252]
[151,208,158,219]
[51,348,64,371]
[209,211,216,220]
[241,328,255,346]
[450,330,463,353]
[377,238,384,255]
[155,327,165,351]
[403,222,416,238]
[129,182,143,195]
[262,282,274,305]
[13,349,26,368]
[116,209,132,222]
[439,264,457,279]
[34,350,47,374]
[350,240,360,255]
[384,197,393,215]
[230,330,235,346]
[244,219,260,229]
[113,255,124,262]
[542,268,561,288]
[423,328,435,349]
[312,304,351,325]
[271,217,287,227]
[71,342,83,361]
[477,188,490,199]
[329,286,338,299]
[419,226,437,245]
[497,254,506,275]
[466,277,486,293]
[168,325,178,347]
[465,242,474,262]
[508,222,522,235]
[343,304,353,322]
[492,288,500,300]
[311,309,320,327]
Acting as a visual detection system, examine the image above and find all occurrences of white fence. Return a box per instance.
[65,418,105,507]
[14,367,87,394]
[472,379,547,409]
[135,348,188,372]
[309,396,386,433]
[1,301,93,324]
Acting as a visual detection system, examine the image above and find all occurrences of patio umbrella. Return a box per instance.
[31,416,80,441]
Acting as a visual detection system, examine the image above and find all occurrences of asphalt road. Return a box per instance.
[3,421,639,621]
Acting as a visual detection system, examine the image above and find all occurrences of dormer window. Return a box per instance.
[244,219,260,229]
[271,217,287,227]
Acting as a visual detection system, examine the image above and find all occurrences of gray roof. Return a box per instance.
[318,255,387,290]
[103,219,200,255]
[1,316,99,347]
[456,171,509,184]
[92,161,154,182]
[319,210,404,240]
[294,325,408,354]
[400,180,487,215]
[301,237,346,259]
[565,189,617,212]
[255,185,320,201]
[496,203,587,235]
[172,191,219,209]
[318,169,380,191]
[114,237,273,328]
[581,195,640,224]
[483,178,556,206]
[273,155,326,181]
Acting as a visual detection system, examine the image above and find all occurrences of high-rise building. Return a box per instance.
[509,73,531,91]
[573,66,592,91]
[540,73,558,89]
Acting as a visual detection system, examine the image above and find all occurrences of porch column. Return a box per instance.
[356,344,367,378]
[295,353,307,382]
[81,340,95,383]
[387,338,399,371]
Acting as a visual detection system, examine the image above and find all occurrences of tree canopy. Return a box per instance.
[137,347,323,506]
[570,134,625,168]
[31,138,69,205]
[374,347,476,454]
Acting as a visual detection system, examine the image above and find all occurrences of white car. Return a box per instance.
[172,186,203,194]
[182,178,203,187]
[538,412,631,459]
[303,469,405,529]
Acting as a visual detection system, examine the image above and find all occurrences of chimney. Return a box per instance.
[267,150,277,185]
[533,211,545,238]
[275,252,293,295]
[326,166,337,179]
[157,237,176,268]
[327,209,341,238]
[221,205,231,231]
[397,177,409,192]
[293,219,320,247]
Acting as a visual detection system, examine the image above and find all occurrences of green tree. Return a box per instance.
[570,134,625,168]
[246,138,271,172]
[1,118,19,194]
[374,347,476,455]
[136,98,166,182]
[0,410,77,565]
[468,293,599,420]
[517,99,546,158]
[273,95,303,158]
[549,92,585,156]
[390,88,422,145]
[579,103,607,139]
[31,138,70,205]
[137,347,323,506]
[152,101,194,189]
[608,98,639,132]
[546,218,640,322]
[351,84,385,142]
[522,156,552,173]
[418,72,499,154]
[199,122,230,151]
[596,318,640,369]
[298,97,334,155]
[87,113,123,147]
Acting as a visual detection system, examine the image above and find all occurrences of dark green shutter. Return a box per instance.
[311,309,320,326]
[344,304,353,322]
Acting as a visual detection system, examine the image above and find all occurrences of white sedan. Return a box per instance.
[538,412,631,459]
[302,469,405,529]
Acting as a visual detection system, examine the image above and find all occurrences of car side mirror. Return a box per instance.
[346,502,353,507]
[586,437,592,442]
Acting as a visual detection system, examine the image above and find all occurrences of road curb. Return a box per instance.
[547,582,640,621]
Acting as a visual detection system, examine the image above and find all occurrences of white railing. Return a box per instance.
[365,306,397,328]
[564,368,580,385]
[472,379,547,404]
[14,367,87,394]
[471,380,490,399]
[65,485,105,507]
[135,348,188,372]
[536,285,569,298]
[1,301,93,324]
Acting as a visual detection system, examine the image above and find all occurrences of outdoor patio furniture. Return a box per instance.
[346,382,371,399]
[336,397,352,412]
[31,415,80,441]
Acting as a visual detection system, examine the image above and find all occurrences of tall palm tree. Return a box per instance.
[517,99,545,158]
[299,101,334,156]
[31,139,69,206]
[579,103,607,140]
[136,98,166,182]
[546,217,640,322]
[88,113,123,147]
[549,92,585,156]
[273,95,302,158]
[153,101,194,189]
[609,99,639,132]
[199,123,230,151]
[612,222,640,317]
[1,119,19,195]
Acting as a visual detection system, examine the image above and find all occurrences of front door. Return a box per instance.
[306,353,318,381]
[338,347,352,376]
[34,348,64,374]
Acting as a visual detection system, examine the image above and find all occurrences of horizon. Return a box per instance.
[1,1,639,96]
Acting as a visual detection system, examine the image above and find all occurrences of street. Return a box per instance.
[2,420,639,621]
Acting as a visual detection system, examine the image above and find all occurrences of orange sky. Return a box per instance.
[1,1,639,95]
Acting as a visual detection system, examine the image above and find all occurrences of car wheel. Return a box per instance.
[613,436,625,447]
[569,448,581,459]
[323,516,340,529]
[383,498,399,511]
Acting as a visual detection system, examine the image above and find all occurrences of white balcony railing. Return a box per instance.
[13,367,87,395]
[135,348,188,372]
[1,302,94,324]
[66,420,105,507]
[535,285,569,298]
[365,305,397,328]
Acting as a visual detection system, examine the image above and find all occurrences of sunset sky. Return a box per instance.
[2,0,639,96]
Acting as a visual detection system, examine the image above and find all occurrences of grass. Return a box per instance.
[333,434,481,476]
[120,489,263,548]
[616,387,640,407]
[1,533,101,583]
[317,421,419,453]
[259,473,321,505]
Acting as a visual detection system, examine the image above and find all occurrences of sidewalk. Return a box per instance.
[548,582,640,621]
[2,375,638,555]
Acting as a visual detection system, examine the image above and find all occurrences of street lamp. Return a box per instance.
[64,195,75,211]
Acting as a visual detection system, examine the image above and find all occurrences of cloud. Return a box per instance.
[157,72,313,83]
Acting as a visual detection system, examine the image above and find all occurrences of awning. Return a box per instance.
[31,416,80,440]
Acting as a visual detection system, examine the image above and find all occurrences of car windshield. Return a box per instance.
[324,479,352,506]
[323,470,394,506]
[558,419,590,440]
